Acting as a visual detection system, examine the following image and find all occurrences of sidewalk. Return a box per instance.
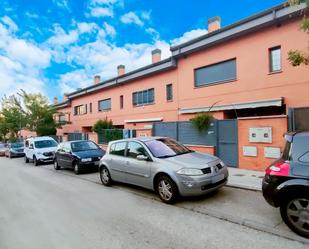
[226,167,264,191]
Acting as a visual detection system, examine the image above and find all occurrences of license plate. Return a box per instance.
[212,174,224,183]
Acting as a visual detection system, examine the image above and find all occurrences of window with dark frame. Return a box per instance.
[73,105,87,115]
[269,46,281,73]
[194,58,237,87]
[120,95,124,109]
[166,84,173,101]
[89,103,92,113]
[132,88,154,106]
[98,98,111,112]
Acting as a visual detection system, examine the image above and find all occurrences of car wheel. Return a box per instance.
[100,166,112,186]
[280,195,309,238]
[54,159,61,170]
[33,156,39,166]
[156,175,178,204]
[24,156,29,163]
[74,162,80,175]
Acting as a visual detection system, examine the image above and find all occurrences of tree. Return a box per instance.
[92,118,113,133]
[288,0,309,66]
[0,116,9,141]
[1,95,26,139]
[0,90,59,138]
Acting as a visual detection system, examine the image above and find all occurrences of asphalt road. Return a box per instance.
[0,157,308,249]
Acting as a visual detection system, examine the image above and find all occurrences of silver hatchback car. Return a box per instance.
[99,137,228,203]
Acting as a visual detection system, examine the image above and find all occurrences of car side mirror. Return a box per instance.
[136,155,149,161]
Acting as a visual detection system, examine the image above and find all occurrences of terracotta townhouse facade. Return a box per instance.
[54,3,309,171]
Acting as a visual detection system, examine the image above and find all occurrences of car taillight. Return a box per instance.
[265,161,290,176]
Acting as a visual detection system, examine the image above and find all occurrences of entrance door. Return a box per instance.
[217,120,238,168]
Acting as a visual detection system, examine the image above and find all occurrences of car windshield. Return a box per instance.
[34,140,58,149]
[11,143,23,148]
[71,141,99,152]
[144,138,192,158]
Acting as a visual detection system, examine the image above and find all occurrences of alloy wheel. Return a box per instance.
[286,198,309,234]
[158,179,173,201]
[101,168,110,184]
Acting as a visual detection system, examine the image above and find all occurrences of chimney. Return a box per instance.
[53,97,58,105]
[208,16,221,33]
[94,75,101,84]
[63,93,68,101]
[152,49,161,64]
[117,65,125,76]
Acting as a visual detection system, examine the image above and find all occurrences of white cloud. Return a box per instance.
[171,29,208,46]
[0,19,51,99]
[47,25,79,46]
[90,0,120,4]
[25,12,39,19]
[90,7,114,17]
[56,38,171,93]
[121,12,144,26]
[1,16,18,31]
[52,0,70,10]
[58,69,92,94]
[103,22,116,37]
[77,22,99,34]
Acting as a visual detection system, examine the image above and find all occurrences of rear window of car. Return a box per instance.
[110,142,126,156]
[282,141,292,161]
[291,136,309,163]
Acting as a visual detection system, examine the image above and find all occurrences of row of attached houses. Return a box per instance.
[54,3,309,171]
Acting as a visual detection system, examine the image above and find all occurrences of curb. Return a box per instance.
[226,183,262,192]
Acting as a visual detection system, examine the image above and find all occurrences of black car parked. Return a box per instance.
[54,140,105,174]
[262,131,309,238]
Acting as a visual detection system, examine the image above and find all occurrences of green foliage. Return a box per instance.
[288,50,309,65]
[191,112,214,132]
[98,129,123,144]
[0,90,58,139]
[288,0,309,67]
[92,118,113,134]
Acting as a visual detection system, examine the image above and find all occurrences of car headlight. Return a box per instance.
[220,161,225,167]
[177,168,204,176]
[81,158,92,162]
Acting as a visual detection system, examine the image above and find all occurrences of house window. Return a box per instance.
[132,88,154,106]
[166,84,173,101]
[74,105,87,115]
[120,95,124,109]
[194,58,237,87]
[59,115,66,122]
[98,98,111,111]
[269,46,281,72]
[89,103,92,113]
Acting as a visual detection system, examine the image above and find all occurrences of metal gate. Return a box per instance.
[67,133,89,141]
[288,107,309,131]
[217,120,238,167]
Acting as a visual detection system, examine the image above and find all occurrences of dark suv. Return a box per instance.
[262,131,309,238]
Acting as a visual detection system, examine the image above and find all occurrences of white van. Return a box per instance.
[24,137,58,166]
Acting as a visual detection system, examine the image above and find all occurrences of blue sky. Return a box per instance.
[0,0,285,102]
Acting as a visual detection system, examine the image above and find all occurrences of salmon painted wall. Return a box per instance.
[177,19,309,113]
[57,17,308,136]
[238,116,288,171]
[57,69,179,135]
